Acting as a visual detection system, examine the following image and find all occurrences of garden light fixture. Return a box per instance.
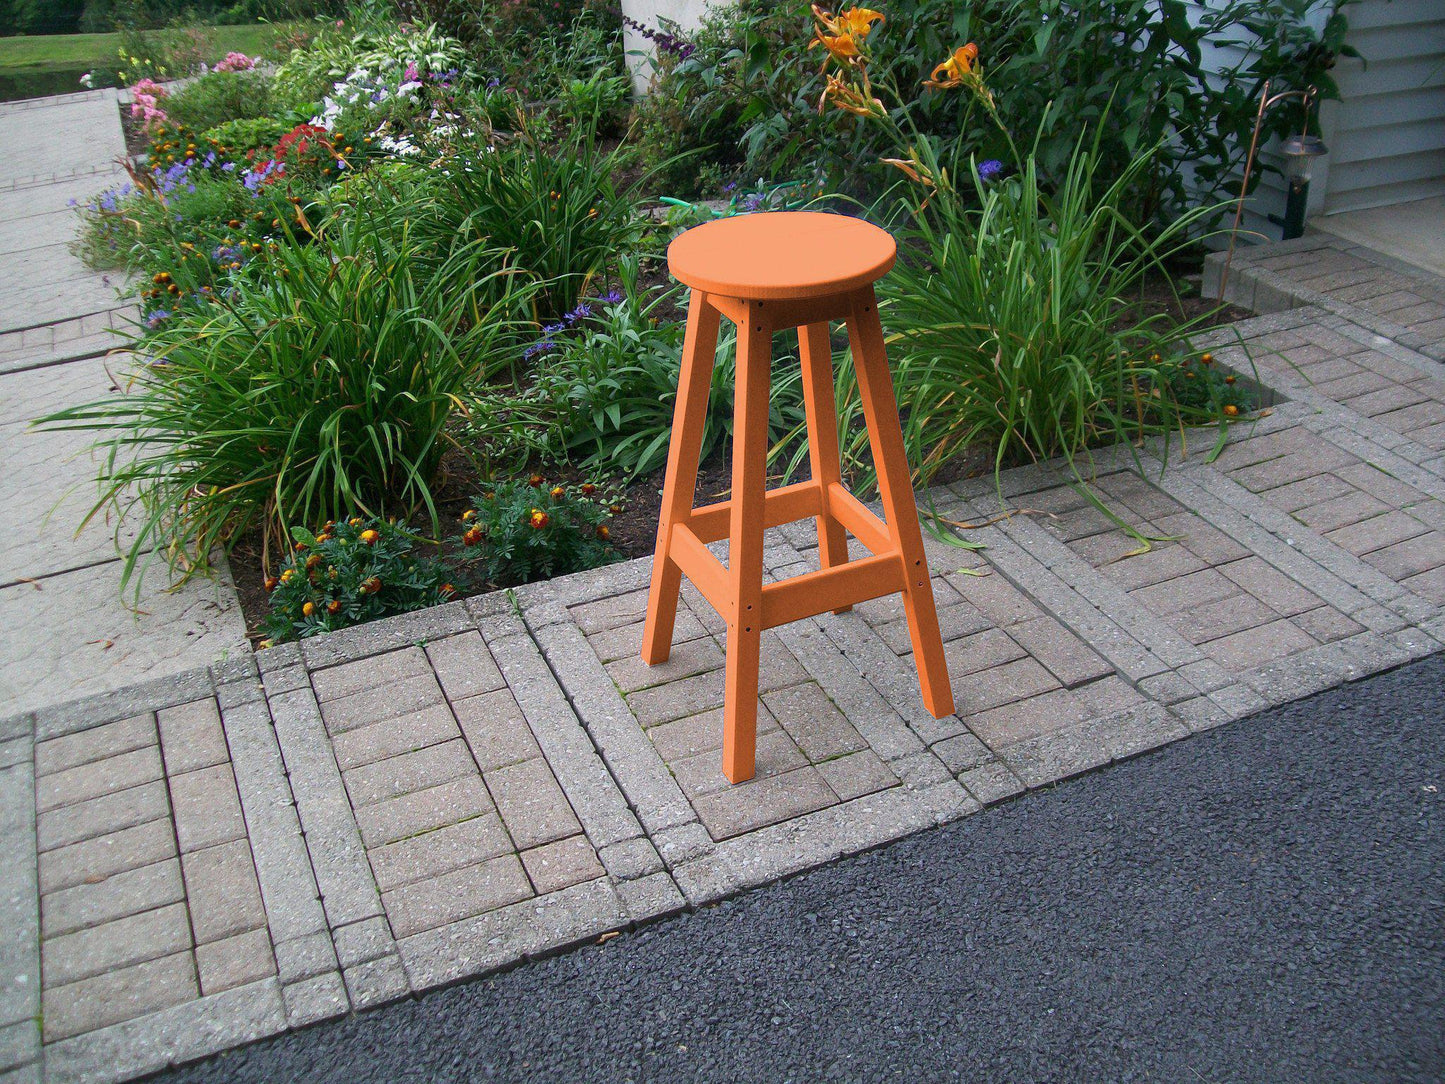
[1219,81,1327,300]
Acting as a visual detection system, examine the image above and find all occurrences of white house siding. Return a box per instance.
[1316,0,1445,215]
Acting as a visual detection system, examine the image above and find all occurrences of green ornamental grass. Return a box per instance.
[38,217,528,593]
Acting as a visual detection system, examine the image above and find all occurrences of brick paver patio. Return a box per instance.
[4,211,1445,1082]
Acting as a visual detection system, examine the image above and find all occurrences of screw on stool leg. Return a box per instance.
[846,289,956,718]
[642,290,721,665]
[797,320,852,611]
[721,302,771,783]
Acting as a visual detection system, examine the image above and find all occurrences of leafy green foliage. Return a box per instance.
[37,218,528,591]
[201,116,294,156]
[425,121,640,320]
[261,516,461,644]
[458,478,618,586]
[636,0,1354,222]
[465,260,809,480]
[879,135,1249,485]
[162,69,275,132]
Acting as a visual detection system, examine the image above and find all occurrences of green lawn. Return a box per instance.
[0,24,293,73]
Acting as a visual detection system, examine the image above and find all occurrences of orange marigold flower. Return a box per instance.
[1225,374,1237,385]
[305,553,322,570]
[326,599,342,614]
[528,474,545,487]
[359,576,381,595]
[302,601,315,616]
[359,529,379,545]
[550,485,565,499]
[280,568,295,583]
[463,525,484,546]
[609,503,623,515]
[924,43,979,90]
[461,509,476,522]
[528,509,550,530]
[1200,352,1213,365]
[1224,404,1240,417]
[580,482,596,495]
[440,583,456,595]
[596,524,610,541]
[263,576,278,592]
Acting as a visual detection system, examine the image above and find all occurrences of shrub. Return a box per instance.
[162,69,275,132]
[261,516,460,644]
[458,478,618,587]
[201,117,294,156]
[635,0,1354,224]
[882,136,1244,485]
[427,121,640,320]
[38,219,528,591]
[466,260,809,480]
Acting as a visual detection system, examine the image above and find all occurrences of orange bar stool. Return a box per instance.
[641,210,955,784]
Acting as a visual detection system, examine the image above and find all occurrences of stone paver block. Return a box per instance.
[1219,557,1322,617]
[452,689,541,771]
[35,744,162,814]
[282,970,349,1029]
[586,612,707,663]
[957,760,1026,805]
[669,730,809,800]
[1007,617,1114,688]
[34,714,154,777]
[953,657,1060,716]
[690,765,836,841]
[486,758,582,850]
[40,858,183,939]
[155,700,228,775]
[195,928,276,996]
[1204,618,1320,670]
[41,900,191,987]
[39,817,176,895]
[424,631,506,703]
[271,930,337,987]
[318,672,445,734]
[521,835,606,896]
[330,704,460,771]
[616,871,686,923]
[181,838,266,944]
[815,749,898,802]
[605,635,725,694]
[35,779,169,853]
[308,646,430,703]
[169,763,246,852]
[343,739,477,808]
[597,837,663,882]
[332,916,394,970]
[369,814,513,892]
[381,854,533,938]
[343,952,410,1010]
[354,774,495,851]
[41,950,197,1042]
[644,703,779,763]
[760,682,867,762]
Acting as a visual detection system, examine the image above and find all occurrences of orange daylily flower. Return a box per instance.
[818,73,887,118]
[811,5,883,66]
[925,43,979,89]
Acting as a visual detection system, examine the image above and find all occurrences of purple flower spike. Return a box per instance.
[977,159,1004,182]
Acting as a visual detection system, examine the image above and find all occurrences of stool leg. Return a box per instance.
[797,321,851,611]
[642,290,721,665]
[722,301,771,783]
[846,290,956,718]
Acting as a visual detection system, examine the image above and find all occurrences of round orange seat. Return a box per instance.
[667,211,896,301]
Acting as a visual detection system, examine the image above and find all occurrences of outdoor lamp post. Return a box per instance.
[1278,133,1329,240]
[1218,81,1328,301]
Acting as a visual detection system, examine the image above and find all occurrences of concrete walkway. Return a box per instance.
[0,90,247,719]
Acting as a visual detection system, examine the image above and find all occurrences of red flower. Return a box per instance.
[528,509,550,530]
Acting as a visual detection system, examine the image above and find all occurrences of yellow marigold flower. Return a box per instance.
[528,509,550,530]
[280,568,294,583]
[1224,404,1240,417]
[302,601,315,616]
[925,43,979,89]
[550,485,565,499]
[359,529,379,545]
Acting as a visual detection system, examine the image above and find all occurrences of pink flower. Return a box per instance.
[404,62,420,82]
[213,52,256,73]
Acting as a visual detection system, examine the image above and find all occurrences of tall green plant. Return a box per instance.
[883,134,1240,485]
[37,219,529,591]
[426,120,642,320]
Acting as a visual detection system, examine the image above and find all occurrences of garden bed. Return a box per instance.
[45,0,1307,650]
